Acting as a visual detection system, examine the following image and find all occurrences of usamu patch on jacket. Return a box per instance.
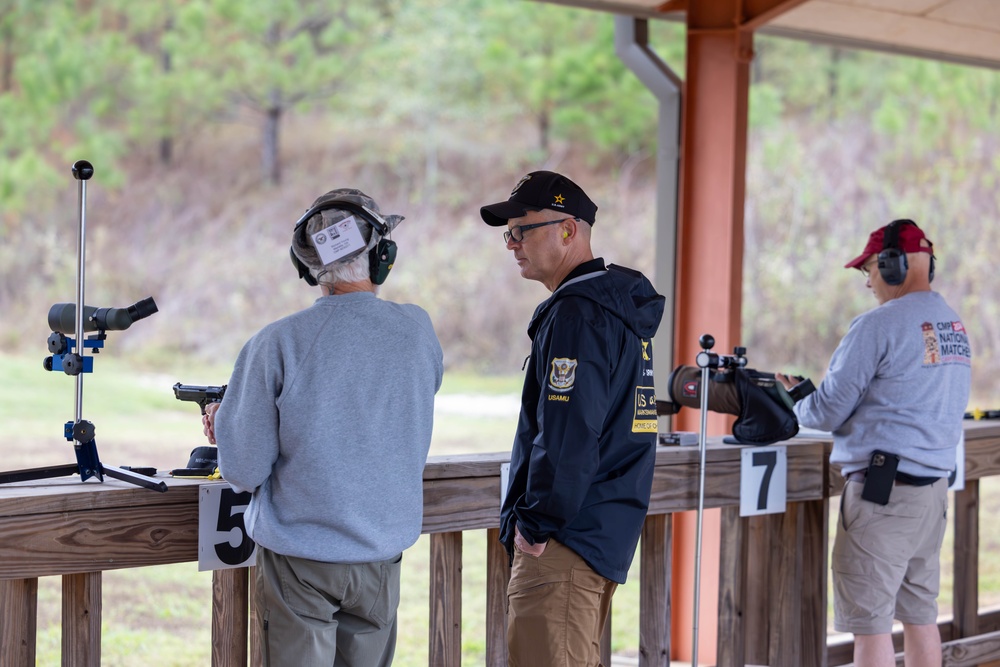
[633,385,657,433]
[548,357,577,393]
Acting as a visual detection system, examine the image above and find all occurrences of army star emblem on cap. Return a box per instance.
[553,194,565,205]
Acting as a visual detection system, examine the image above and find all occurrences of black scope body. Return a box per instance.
[48,297,158,334]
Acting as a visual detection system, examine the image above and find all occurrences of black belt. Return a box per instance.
[845,470,941,487]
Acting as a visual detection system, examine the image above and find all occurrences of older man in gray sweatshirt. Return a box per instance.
[779,219,970,667]
[204,188,443,667]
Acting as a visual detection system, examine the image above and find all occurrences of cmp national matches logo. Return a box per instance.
[548,357,578,393]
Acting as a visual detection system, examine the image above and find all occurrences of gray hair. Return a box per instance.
[290,188,403,286]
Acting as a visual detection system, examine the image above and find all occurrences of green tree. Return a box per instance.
[203,0,398,185]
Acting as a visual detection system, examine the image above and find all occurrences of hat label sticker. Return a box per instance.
[312,215,367,265]
[548,357,577,392]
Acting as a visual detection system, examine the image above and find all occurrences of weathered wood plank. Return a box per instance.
[768,505,804,667]
[744,514,771,665]
[639,513,671,667]
[62,572,100,667]
[212,567,249,667]
[0,577,37,666]
[801,497,829,667]
[429,531,462,667]
[942,629,1000,666]
[716,506,746,667]
[422,475,501,534]
[0,477,202,517]
[485,528,509,667]
[249,566,261,667]
[954,479,980,639]
[0,503,199,578]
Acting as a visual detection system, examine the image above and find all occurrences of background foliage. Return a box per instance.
[1,0,998,403]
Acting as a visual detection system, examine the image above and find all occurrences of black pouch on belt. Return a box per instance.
[861,449,899,505]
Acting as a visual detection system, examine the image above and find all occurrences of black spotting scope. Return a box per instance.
[48,297,158,334]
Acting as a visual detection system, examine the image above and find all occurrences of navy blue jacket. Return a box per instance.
[499,260,665,583]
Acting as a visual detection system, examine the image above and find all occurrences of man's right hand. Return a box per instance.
[203,401,220,445]
[514,524,548,557]
[775,373,797,392]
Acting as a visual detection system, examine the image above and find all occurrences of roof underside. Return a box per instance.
[540,0,1000,70]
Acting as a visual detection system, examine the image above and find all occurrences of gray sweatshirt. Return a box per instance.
[794,290,971,478]
[215,292,443,563]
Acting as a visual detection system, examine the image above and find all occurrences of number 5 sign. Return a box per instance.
[740,447,787,516]
[199,485,257,571]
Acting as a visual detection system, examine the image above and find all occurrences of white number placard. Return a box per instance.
[740,446,787,516]
[199,485,257,571]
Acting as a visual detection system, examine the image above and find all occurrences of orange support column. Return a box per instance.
[671,1,753,664]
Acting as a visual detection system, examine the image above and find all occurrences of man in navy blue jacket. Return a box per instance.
[481,171,665,666]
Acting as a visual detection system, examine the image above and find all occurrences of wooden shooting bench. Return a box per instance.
[1,421,999,666]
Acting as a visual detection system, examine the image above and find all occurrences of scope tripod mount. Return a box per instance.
[0,160,166,493]
[690,333,748,667]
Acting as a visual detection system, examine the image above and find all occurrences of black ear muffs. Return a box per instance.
[289,197,395,286]
[369,238,397,285]
[877,219,909,286]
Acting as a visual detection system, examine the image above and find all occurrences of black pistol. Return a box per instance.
[172,382,227,415]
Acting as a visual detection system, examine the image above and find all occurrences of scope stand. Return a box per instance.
[0,426,167,493]
[0,160,166,493]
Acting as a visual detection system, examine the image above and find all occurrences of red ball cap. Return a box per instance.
[845,219,934,269]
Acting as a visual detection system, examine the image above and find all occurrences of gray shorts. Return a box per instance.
[831,477,948,635]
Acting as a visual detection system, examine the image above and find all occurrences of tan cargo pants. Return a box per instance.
[506,538,617,667]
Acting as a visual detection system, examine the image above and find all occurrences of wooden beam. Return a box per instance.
[485,528,509,667]
[716,507,747,667]
[640,513,672,667]
[953,480,980,639]
[62,572,100,667]
[429,531,462,667]
[0,577,37,666]
[212,567,250,667]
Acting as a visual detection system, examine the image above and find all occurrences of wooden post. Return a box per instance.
[62,572,101,667]
[744,514,772,664]
[640,513,671,667]
[717,507,747,667]
[801,498,829,667]
[0,577,37,666]
[212,567,250,667]
[248,566,261,667]
[485,528,509,667]
[429,531,462,667]
[954,480,980,639]
[768,504,805,667]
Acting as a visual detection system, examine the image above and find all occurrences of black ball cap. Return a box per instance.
[480,170,597,226]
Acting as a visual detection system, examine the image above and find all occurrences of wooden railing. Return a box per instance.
[2,421,999,666]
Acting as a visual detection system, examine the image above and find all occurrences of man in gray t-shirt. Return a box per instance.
[779,219,970,667]
[203,189,443,667]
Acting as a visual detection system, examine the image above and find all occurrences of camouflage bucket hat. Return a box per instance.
[291,188,404,275]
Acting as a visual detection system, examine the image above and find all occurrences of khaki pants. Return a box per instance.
[506,539,617,667]
[255,546,402,667]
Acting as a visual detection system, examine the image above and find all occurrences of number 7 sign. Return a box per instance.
[740,446,787,516]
